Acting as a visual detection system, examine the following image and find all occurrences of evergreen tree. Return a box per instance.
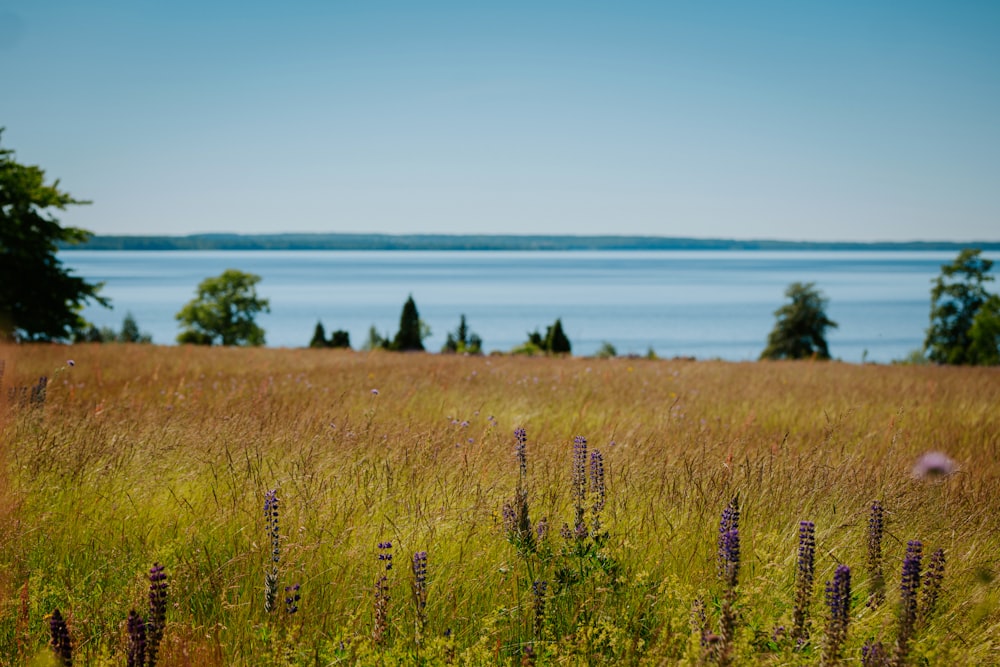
[391,295,425,351]
[760,282,838,360]
[925,249,995,365]
[310,321,328,348]
[441,314,482,354]
[118,312,151,343]
[545,318,572,354]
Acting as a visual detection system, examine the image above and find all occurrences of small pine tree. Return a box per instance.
[309,321,328,348]
[545,318,571,354]
[392,296,425,351]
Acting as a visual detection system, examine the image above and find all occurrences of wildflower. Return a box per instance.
[147,563,168,666]
[823,565,851,664]
[126,610,146,667]
[894,540,922,665]
[793,520,816,644]
[285,583,301,615]
[535,516,548,543]
[532,580,548,638]
[861,639,888,666]
[571,436,588,527]
[590,450,605,515]
[920,548,945,624]
[412,551,428,614]
[264,489,280,613]
[912,451,956,480]
[67,360,75,367]
[373,541,392,646]
[371,388,379,395]
[866,501,886,608]
[717,496,740,582]
[49,609,72,666]
[515,427,527,477]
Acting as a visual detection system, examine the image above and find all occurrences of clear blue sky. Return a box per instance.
[2,1,998,241]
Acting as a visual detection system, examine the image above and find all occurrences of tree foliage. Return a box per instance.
[391,295,426,351]
[175,269,270,346]
[0,129,108,341]
[925,249,996,365]
[516,319,572,355]
[309,320,351,349]
[442,314,482,354]
[760,282,838,360]
[75,312,152,343]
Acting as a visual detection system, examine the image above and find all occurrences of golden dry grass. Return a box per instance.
[1,343,998,664]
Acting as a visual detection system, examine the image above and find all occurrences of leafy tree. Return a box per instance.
[760,282,838,360]
[968,294,1000,366]
[363,325,389,351]
[594,341,617,358]
[175,269,270,346]
[925,249,995,365]
[442,314,482,354]
[0,129,108,341]
[391,295,426,351]
[309,321,328,348]
[329,329,351,349]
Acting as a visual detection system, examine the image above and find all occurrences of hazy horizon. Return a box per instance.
[3,2,999,242]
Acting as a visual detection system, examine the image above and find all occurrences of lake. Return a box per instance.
[59,250,996,363]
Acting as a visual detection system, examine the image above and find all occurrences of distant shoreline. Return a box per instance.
[62,233,1000,252]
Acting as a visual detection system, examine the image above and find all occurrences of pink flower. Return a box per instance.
[912,451,956,480]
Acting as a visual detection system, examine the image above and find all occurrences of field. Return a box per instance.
[1,344,998,665]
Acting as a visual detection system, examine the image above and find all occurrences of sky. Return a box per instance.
[1,1,999,242]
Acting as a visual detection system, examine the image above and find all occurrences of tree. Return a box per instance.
[391,295,426,351]
[309,321,328,348]
[329,329,351,349]
[0,129,108,341]
[925,249,995,365]
[968,294,1000,366]
[442,314,482,354]
[118,312,152,343]
[545,318,572,354]
[175,269,270,346]
[760,282,838,360]
[363,325,389,351]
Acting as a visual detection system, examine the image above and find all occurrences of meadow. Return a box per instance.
[0,344,997,665]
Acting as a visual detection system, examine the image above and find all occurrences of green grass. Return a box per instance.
[1,344,998,665]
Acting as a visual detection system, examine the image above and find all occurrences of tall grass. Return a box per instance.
[0,343,998,664]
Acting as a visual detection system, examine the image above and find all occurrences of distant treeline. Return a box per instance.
[62,233,1000,252]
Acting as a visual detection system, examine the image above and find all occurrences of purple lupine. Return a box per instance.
[716,499,741,666]
[515,428,528,478]
[284,584,301,615]
[412,551,429,636]
[793,520,816,644]
[823,565,851,664]
[894,540,922,665]
[30,375,47,406]
[532,580,548,638]
[147,563,168,667]
[866,501,885,608]
[717,497,740,583]
[536,516,548,543]
[49,608,72,666]
[126,610,146,667]
[264,489,280,613]
[861,639,888,666]
[919,548,945,624]
[590,449,605,516]
[373,541,393,646]
[571,436,588,528]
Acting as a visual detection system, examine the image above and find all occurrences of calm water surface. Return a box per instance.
[60,250,997,363]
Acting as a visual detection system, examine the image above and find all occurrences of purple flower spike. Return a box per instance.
[823,565,851,664]
[514,428,528,477]
[793,520,816,644]
[49,608,73,666]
